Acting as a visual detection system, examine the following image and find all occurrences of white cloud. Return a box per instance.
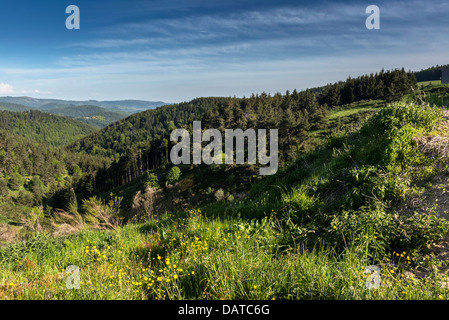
[0,83,50,96]
[0,82,14,94]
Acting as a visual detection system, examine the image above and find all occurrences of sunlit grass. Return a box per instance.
[1,208,449,300]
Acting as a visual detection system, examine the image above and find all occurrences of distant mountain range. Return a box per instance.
[0,96,167,114]
[0,96,169,128]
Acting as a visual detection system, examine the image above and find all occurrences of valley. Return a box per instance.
[1,66,449,300]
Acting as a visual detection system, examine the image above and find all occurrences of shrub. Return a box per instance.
[363,102,440,137]
[329,201,449,263]
[145,171,160,189]
[166,166,181,185]
[22,206,45,232]
[82,195,123,230]
[179,176,195,192]
[343,102,440,207]
[214,188,225,202]
[346,166,412,207]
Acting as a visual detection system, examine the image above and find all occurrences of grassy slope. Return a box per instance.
[1,210,444,300]
[2,95,449,300]
[328,100,383,120]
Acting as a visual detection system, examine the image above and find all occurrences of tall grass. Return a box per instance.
[1,209,448,300]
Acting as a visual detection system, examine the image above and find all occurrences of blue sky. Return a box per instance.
[0,0,448,103]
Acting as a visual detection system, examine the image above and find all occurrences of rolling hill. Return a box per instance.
[0,102,33,112]
[42,105,129,128]
[67,97,227,159]
[0,109,98,147]
[0,100,130,128]
[0,96,167,114]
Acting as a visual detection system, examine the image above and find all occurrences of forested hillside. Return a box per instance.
[66,68,416,192]
[67,97,229,159]
[414,64,449,82]
[0,102,33,112]
[0,68,418,212]
[0,129,110,215]
[0,110,97,147]
[70,69,415,159]
[45,105,128,128]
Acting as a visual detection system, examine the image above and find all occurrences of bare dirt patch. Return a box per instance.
[0,224,20,246]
